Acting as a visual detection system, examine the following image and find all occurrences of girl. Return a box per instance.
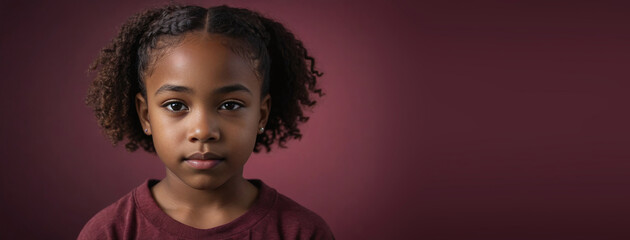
[79,4,333,239]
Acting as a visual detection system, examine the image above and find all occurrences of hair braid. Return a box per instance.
[137,5,207,96]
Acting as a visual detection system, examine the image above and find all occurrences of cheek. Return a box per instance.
[223,114,258,149]
[224,119,256,142]
[150,113,185,150]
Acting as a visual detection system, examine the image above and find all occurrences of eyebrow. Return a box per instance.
[214,84,252,96]
[154,83,252,96]
[154,85,193,96]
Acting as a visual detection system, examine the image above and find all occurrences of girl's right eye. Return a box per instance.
[163,102,189,112]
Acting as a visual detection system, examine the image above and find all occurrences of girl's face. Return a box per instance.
[135,32,270,190]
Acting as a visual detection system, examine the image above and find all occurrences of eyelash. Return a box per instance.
[162,101,244,112]
[219,101,244,111]
[163,101,189,112]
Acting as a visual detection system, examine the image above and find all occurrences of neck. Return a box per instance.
[153,170,258,211]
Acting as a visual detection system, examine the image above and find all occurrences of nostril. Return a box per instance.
[189,114,220,142]
[189,128,220,142]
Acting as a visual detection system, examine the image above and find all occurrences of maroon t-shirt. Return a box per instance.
[78,179,334,239]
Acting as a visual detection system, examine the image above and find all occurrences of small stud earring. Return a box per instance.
[144,129,148,133]
[259,127,264,133]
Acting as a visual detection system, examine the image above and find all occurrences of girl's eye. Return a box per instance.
[220,101,243,111]
[163,102,189,112]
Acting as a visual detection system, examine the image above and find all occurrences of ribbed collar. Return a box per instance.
[133,179,277,239]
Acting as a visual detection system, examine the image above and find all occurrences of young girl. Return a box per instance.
[79,4,333,239]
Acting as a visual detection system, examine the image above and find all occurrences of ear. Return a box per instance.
[135,92,152,135]
[259,94,271,131]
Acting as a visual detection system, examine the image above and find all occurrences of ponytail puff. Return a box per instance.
[86,6,167,152]
[254,12,324,152]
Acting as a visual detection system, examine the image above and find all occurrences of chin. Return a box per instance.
[182,174,230,190]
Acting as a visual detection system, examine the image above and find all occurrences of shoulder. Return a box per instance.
[258,182,334,239]
[77,187,138,240]
[275,193,329,226]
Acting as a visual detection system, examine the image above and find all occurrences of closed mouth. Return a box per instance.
[185,152,224,161]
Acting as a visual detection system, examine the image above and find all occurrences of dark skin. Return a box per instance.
[134,32,271,229]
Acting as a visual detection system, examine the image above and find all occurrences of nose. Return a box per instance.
[188,110,220,143]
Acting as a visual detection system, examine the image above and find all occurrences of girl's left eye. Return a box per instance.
[220,101,243,110]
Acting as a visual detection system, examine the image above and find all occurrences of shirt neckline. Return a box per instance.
[133,178,277,239]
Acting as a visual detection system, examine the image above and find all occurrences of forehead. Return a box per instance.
[145,32,260,97]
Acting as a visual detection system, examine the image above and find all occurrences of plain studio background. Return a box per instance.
[1,0,629,239]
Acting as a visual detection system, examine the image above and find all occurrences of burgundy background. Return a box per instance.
[1,0,629,239]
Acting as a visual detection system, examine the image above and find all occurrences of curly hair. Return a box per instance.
[85,4,323,153]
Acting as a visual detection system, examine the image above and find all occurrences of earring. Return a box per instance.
[259,127,264,133]
[144,129,148,133]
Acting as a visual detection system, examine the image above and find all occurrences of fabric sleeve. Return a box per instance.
[77,214,116,240]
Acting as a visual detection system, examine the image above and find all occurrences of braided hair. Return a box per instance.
[86,4,323,153]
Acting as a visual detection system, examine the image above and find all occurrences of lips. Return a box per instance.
[185,152,224,160]
[184,152,224,170]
